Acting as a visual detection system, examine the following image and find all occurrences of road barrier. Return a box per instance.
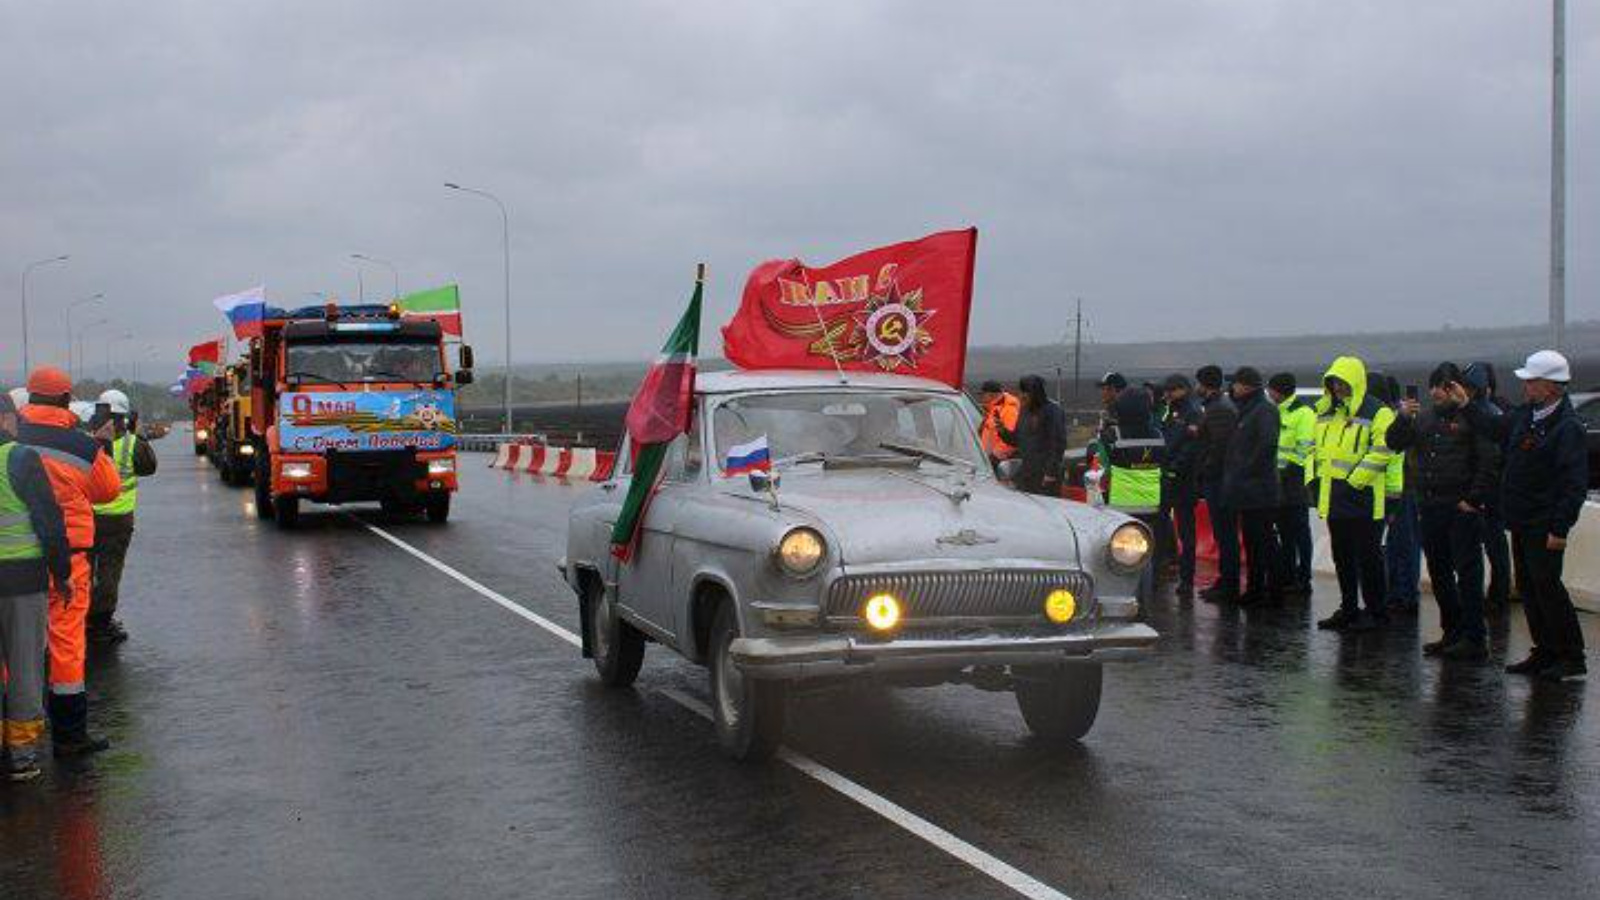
[489,442,614,482]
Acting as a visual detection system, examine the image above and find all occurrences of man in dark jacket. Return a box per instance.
[1410,363,1501,661]
[1223,368,1281,605]
[0,392,73,782]
[997,375,1067,496]
[1161,375,1205,596]
[1195,365,1240,602]
[1459,361,1513,606]
[1500,351,1589,682]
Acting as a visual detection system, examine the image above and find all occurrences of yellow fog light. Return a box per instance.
[1044,588,1077,624]
[863,593,902,631]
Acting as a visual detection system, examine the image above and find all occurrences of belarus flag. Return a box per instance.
[212,285,269,340]
[610,273,703,561]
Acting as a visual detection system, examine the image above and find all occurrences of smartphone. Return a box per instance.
[1404,385,1419,402]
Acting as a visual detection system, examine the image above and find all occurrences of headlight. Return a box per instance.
[427,457,456,475]
[196,428,209,440]
[774,527,826,577]
[1108,522,1152,571]
[863,593,902,631]
[239,444,256,456]
[281,461,314,480]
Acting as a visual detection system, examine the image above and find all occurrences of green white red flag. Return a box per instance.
[398,284,463,335]
[610,274,703,561]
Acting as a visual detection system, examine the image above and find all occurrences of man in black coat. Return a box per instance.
[1500,351,1589,682]
[1410,363,1501,661]
[1459,361,1513,607]
[997,374,1067,497]
[1161,375,1205,596]
[1223,367,1281,605]
[1194,365,1240,602]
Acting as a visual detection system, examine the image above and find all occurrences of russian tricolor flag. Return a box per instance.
[724,434,772,477]
[212,285,268,339]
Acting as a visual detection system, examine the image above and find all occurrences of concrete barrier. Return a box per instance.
[490,442,615,482]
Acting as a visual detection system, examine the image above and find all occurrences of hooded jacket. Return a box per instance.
[1223,387,1281,511]
[1312,356,1397,520]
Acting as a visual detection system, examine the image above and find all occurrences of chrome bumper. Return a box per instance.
[729,621,1158,680]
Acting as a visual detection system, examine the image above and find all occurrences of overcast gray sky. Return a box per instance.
[2,0,1593,376]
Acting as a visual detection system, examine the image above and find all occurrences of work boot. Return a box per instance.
[53,734,111,759]
[3,752,42,783]
[1536,659,1588,683]
[88,616,129,646]
[1505,652,1554,676]
[1344,611,1383,633]
[1317,609,1357,631]
[1440,639,1489,662]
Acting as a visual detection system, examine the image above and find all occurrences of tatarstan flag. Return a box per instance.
[398,284,463,335]
[610,273,703,561]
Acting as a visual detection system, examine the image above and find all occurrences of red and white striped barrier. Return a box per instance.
[489,443,615,482]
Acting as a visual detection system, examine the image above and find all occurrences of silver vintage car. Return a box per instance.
[563,370,1158,761]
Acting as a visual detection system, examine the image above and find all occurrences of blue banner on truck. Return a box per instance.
[279,390,458,452]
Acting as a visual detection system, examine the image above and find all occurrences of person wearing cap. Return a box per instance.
[1097,372,1166,599]
[15,367,122,757]
[0,392,73,781]
[1194,365,1240,602]
[89,389,158,646]
[978,380,1021,472]
[1267,373,1316,596]
[1500,350,1588,682]
[1161,374,1205,596]
[1311,356,1410,632]
[1222,367,1280,605]
[1408,363,1500,661]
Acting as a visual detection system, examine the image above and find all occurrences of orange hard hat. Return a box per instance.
[26,366,73,397]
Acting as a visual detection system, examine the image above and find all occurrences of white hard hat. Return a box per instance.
[98,388,132,415]
[7,387,26,409]
[1514,349,1571,384]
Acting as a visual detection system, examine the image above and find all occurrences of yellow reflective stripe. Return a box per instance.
[1356,460,1388,473]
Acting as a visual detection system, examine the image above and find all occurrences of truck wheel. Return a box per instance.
[708,602,786,762]
[1013,663,1103,745]
[424,494,451,524]
[586,580,644,687]
[253,458,274,520]
[194,442,206,457]
[274,496,300,529]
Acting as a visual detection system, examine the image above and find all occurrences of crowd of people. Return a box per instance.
[980,349,1590,683]
[0,367,156,782]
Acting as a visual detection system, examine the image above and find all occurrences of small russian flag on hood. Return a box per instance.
[724,434,772,477]
[212,285,269,339]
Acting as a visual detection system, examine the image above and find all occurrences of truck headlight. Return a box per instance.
[427,458,456,475]
[1108,522,1152,571]
[281,461,314,480]
[240,444,256,456]
[196,428,209,440]
[774,527,825,577]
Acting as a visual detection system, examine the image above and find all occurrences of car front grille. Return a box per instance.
[824,569,1095,626]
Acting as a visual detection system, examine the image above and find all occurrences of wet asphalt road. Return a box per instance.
[1,446,1596,900]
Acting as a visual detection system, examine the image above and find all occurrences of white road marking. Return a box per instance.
[360,520,1072,900]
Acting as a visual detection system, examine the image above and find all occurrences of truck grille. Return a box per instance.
[824,570,1095,625]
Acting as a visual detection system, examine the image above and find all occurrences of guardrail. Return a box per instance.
[456,433,548,452]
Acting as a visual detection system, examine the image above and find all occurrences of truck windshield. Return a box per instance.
[712,391,986,472]
[285,341,442,385]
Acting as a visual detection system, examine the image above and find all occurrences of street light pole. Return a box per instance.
[351,253,400,299]
[20,254,69,375]
[65,292,105,380]
[1549,0,1567,351]
[445,182,514,433]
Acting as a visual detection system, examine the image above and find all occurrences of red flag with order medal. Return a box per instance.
[721,228,978,389]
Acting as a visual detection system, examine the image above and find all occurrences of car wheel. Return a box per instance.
[1013,662,1102,744]
[253,458,274,520]
[586,581,643,687]
[275,496,300,529]
[424,494,451,524]
[708,601,786,762]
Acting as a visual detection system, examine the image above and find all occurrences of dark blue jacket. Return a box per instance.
[1162,396,1204,500]
[1500,395,1588,538]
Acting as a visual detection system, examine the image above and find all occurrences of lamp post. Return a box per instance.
[1548,0,1567,350]
[445,181,513,434]
[65,292,105,380]
[20,254,69,375]
[351,253,400,299]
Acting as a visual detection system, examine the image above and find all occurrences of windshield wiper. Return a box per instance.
[361,369,437,384]
[878,440,975,471]
[285,371,341,385]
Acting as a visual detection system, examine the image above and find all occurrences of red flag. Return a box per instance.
[721,228,978,389]
[188,339,224,367]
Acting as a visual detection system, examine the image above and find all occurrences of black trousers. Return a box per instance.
[1418,504,1486,643]
[1328,517,1386,615]
[1511,529,1586,663]
[1274,503,1313,590]
[1163,495,1198,585]
[1203,482,1240,593]
[1238,508,1280,600]
[90,517,135,623]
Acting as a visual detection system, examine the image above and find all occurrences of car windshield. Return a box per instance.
[285,341,441,385]
[712,391,985,472]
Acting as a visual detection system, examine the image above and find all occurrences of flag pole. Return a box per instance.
[799,271,849,385]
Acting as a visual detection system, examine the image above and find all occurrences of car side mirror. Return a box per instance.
[748,469,780,493]
[454,369,474,386]
[458,345,475,370]
[996,458,1021,482]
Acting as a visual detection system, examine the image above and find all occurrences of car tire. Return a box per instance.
[586,581,643,687]
[275,496,300,529]
[424,494,451,524]
[1014,662,1103,744]
[708,602,786,762]
[253,458,274,520]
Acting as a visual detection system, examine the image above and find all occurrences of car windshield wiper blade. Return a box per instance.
[878,440,975,471]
